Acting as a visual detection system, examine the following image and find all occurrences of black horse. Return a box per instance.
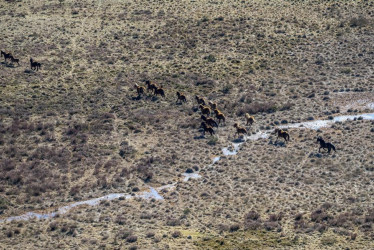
[10,56,20,66]
[30,58,41,71]
[1,50,13,63]
[317,137,336,153]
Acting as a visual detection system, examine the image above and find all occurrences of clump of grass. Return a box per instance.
[172,231,182,238]
[221,84,233,94]
[166,218,181,226]
[204,54,216,63]
[349,16,370,27]
[321,236,337,246]
[126,235,138,243]
[136,164,153,182]
[207,136,218,145]
[0,197,9,212]
[236,102,278,116]
[49,222,58,231]
[116,229,133,240]
[229,224,240,232]
[146,231,155,238]
[183,208,191,215]
[115,215,126,225]
[310,209,333,223]
[244,210,262,230]
[341,68,352,74]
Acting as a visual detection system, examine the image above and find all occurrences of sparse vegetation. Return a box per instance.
[0,0,374,249]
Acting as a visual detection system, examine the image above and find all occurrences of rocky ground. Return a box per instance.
[0,0,373,249]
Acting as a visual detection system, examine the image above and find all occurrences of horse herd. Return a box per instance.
[1,50,41,71]
[0,52,336,154]
[134,81,337,153]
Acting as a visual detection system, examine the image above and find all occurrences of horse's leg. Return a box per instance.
[319,147,322,153]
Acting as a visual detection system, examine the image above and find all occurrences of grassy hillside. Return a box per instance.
[0,0,373,248]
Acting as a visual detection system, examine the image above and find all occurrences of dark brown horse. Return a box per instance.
[234,123,247,137]
[317,137,336,153]
[176,91,187,103]
[145,80,158,93]
[201,115,218,128]
[134,84,145,97]
[200,122,215,136]
[208,101,217,110]
[245,113,255,126]
[275,128,289,142]
[154,87,165,97]
[195,95,206,106]
[214,109,226,124]
[199,105,211,116]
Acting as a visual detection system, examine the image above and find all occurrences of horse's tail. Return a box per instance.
[331,144,336,152]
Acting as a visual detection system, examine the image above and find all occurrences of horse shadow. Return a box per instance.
[192,107,199,112]
[232,137,245,143]
[24,69,35,74]
[310,152,337,158]
[151,96,159,102]
[194,134,205,140]
[1,62,14,68]
[269,140,287,147]
[5,64,15,68]
[131,96,142,101]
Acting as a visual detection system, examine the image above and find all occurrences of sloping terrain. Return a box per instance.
[0,0,373,248]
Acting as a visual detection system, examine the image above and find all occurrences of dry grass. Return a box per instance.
[0,0,374,248]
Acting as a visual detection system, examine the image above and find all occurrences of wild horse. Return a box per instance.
[1,50,13,63]
[30,58,41,71]
[317,137,336,153]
